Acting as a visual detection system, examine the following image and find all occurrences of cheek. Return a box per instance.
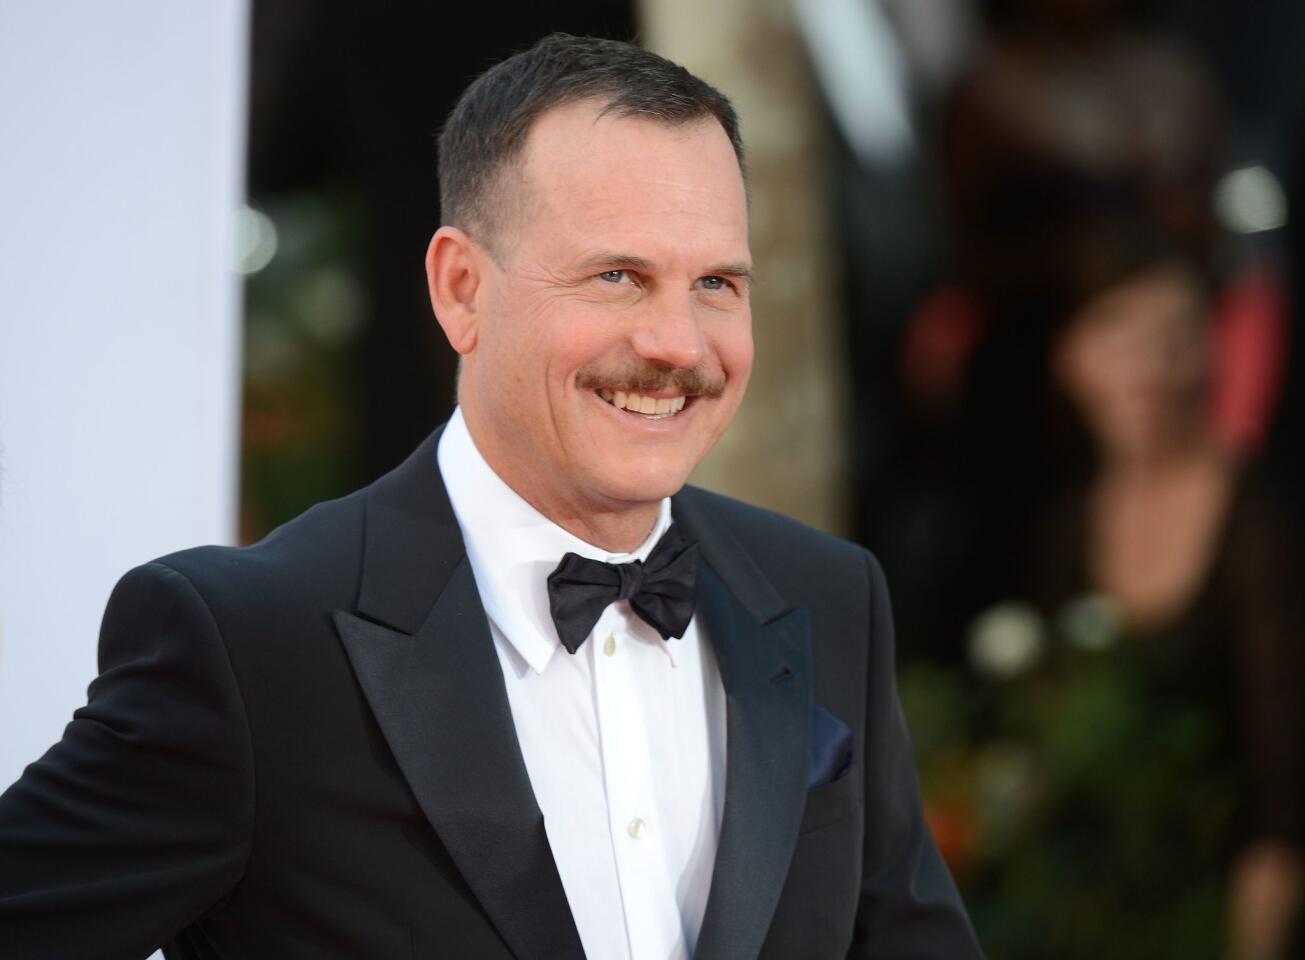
[1060,335,1115,410]
[513,295,625,376]
[487,301,577,396]
[716,317,755,383]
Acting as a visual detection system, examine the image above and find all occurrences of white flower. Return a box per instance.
[967,602,1046,679]
[1057,594,1122,651]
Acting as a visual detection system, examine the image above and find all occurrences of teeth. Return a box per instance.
[597,390,689,417]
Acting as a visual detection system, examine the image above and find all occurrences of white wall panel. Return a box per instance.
[0,0,249,808]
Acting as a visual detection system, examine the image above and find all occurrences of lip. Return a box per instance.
[588,388,699,433]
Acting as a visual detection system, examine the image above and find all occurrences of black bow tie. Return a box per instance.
[546,523,699,654]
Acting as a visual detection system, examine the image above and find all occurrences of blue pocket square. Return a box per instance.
[808,705,853,788]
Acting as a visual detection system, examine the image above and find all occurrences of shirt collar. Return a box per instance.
[437,407,673,674]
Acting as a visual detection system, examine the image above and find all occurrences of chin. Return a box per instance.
[592,461,694,507]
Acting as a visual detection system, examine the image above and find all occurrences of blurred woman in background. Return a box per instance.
[1031,228,1304,959]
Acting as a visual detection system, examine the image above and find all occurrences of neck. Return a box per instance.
[1099,433,1218,481]
[534,500,662,554]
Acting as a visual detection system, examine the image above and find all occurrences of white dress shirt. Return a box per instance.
[438,408,727,960]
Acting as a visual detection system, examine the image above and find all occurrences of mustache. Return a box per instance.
[577,364,726,399]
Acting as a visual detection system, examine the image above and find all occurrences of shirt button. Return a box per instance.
[603,635,617,657]
[627,817,646,839]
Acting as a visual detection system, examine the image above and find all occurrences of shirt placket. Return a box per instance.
[590,604,687,960]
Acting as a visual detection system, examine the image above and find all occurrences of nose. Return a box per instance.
[629,292,707,370]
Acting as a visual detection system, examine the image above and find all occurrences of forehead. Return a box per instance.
[1084,266,1205,326]
[507,100,749,264]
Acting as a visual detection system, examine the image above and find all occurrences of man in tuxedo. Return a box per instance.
[0,34,981,959]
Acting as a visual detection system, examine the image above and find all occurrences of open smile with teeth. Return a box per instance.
[596,388,688,420]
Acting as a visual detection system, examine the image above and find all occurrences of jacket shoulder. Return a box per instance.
[145,486,371,617]
[675,484,871,570]
[674,485,880,618]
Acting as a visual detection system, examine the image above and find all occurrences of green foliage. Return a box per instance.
[240,191,369,541]
[902,599,1240,958]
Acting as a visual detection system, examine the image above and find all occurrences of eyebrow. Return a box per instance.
[577,252,657,274]
[576,252,754,288]
[706,262,755,287]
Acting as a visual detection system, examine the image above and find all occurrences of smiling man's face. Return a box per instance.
[453,99,753,537]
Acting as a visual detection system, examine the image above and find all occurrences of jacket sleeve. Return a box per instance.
[0,561,254,960]
[849,549,985,959]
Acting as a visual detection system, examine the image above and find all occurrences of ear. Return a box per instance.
[426,226,484,355]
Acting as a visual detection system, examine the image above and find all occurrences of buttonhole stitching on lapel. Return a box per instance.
[770,664,794,684]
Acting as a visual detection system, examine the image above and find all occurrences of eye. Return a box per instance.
[699,276,733,292]
[599,269,630,284]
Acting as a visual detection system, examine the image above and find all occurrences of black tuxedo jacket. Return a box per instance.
[0,428,982,959]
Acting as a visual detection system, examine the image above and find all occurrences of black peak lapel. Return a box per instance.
[694,571,812,960]
[355,427,463,635]
[674,492,814,960]
[335,428,584,960]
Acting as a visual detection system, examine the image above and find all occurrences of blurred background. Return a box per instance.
[4,0,1304,956]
